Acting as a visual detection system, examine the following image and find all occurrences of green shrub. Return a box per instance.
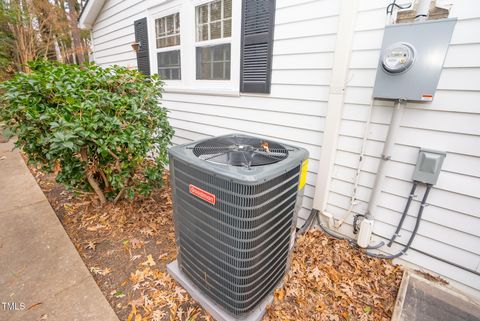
[0,60,174,203]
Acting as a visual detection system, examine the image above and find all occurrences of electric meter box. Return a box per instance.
[373,18,457,102]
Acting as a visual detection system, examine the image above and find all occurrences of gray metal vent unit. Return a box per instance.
[169,134,308,317]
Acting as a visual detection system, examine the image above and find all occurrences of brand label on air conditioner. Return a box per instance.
[189,184,216,205]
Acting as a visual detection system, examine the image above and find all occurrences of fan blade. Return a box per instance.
[253,150,286,161]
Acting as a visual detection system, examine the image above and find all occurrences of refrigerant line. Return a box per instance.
[335,97,375,230]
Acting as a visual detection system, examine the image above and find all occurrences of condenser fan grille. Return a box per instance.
[192,136,289,167]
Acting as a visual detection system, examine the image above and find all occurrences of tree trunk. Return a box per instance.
[66,0,85,64]
[80,147,107,204]
[34,0,57,60]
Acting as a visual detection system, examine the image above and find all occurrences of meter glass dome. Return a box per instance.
[382,42,415,74]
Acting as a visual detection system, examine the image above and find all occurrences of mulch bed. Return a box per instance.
[265,230,403,321]
[28,162,403,321]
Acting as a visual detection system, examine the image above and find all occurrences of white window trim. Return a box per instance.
[147,0,241,94]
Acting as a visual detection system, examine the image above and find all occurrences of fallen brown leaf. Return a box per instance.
[85,241,96,251]
[141,254,156,267]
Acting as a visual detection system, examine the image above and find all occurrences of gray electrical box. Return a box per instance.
[412,149,446,185]
[373,18,457,101]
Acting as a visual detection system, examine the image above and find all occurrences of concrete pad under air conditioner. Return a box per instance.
[167,260,274,321]
[392,270,480,321]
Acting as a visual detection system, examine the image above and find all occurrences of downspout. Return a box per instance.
[311,0,359,215]
[89,32,96,63]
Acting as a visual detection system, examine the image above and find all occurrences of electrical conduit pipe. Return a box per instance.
[357,99,407,247]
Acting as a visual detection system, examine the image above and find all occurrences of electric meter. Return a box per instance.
[381,42,415,74]
[372,18,457,101]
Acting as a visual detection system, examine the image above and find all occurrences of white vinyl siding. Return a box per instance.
[325,0,480,296]
[91,0,148,67]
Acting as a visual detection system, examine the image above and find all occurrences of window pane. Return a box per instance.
[157,50,181,80]
[175,13,180,31]
[196,44,230,80]
[166,15,174,34]
[171,69,180,80]
[210,21,222,40]
[158,69,168,80]
[210,0,222,21]
[155,19,160,36]
[224,62,230,79]
[213,45,225,61]
[166,36,175,47]
[213,62,224,79]
[223,18,231,38]
[197,4,208,24]
[158,19,165,35]
[156,38,166,48]
[224,0,231,18]
[201,24,209,41]
[170,51,179,65]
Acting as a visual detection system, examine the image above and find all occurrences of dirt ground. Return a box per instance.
[29,163,403,321]
[29,165,211,321]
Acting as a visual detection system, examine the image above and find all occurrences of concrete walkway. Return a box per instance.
[0,140,119,321]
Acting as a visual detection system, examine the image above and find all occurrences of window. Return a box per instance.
[155,13,181,80]
[195,0,232,80]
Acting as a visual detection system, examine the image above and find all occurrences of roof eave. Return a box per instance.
[78,0,106,29]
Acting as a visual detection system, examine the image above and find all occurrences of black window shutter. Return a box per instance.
[240,0,276,94]
[134,18,151,76]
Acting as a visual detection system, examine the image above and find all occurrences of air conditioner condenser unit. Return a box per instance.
[167,134,309,319]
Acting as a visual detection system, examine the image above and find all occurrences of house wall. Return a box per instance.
[91,0,148,66]
[88,0,480,296]
[325,0,480,295]
[91,0,342,226]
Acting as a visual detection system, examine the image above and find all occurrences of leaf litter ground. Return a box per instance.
[30,165,403,321]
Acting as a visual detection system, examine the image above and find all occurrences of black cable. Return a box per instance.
[313,211,350,241]
[387,181,418,247]
[372,232,480,277]
[352,214,365,234]
[386,0,412,16]
[297,207,317,236]
[366,184,432,259]
[386,0,397,15]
